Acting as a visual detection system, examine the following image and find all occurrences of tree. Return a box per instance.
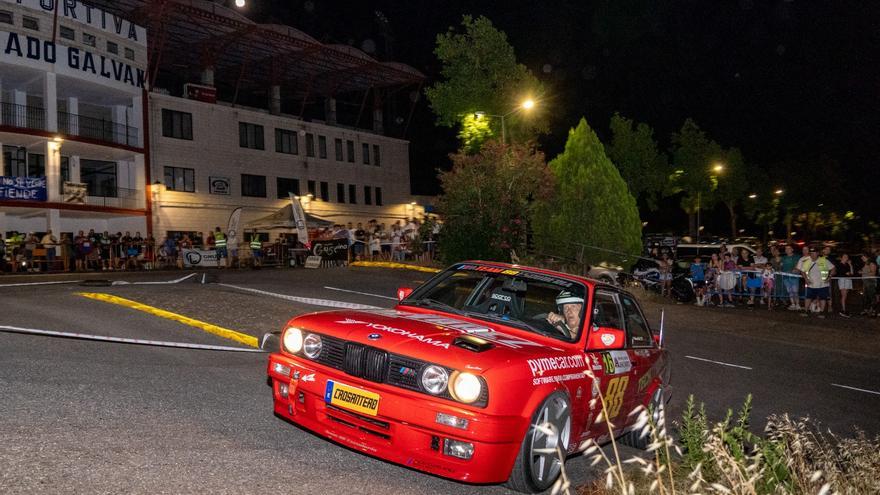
[714,147,750,240]
[437,140,553,263]
[668,119,723,238]
[533,118,643,264]
[425,15,546,150]
[607,113,670,210]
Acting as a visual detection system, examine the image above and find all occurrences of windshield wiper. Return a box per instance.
[404,298,463,315]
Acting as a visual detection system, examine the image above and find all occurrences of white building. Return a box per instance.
[0,0,148,236]
[2,0,425,242]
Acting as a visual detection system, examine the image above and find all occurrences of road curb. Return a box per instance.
[349,261,441,274]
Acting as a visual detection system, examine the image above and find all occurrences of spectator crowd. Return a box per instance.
[649,243,880,318]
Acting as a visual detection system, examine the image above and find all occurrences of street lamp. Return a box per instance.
[774,189,784,195]
[748,193,757,199]
[474,98,537,144]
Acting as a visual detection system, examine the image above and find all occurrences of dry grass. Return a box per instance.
[546,381,880,495]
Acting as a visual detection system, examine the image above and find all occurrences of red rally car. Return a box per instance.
[264,261,670,493]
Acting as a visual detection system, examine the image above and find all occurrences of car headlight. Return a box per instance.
[420,365,448,395]
[282,327,303,354]
[450,372,482,403]
[302,333,322,359]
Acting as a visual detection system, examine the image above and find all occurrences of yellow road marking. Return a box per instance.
[78,292,258,348]
[350,261,441,273]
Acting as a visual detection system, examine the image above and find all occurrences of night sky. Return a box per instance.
[249,0,879,229]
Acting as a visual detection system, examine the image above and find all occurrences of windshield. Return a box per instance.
[403,263,589,342]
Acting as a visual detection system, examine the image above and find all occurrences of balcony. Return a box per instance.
[59,111,139,148]
[0,102,46,131]
[86,186,142,210]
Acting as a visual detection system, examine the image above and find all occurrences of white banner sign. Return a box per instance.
[289,192,309,245]
[182,248,219,267]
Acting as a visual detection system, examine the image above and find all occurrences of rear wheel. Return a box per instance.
[505,392,571,493]
[620,386,664,450]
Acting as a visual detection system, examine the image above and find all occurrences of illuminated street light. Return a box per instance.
[234,0,246,7]
[474,98,539,144]
[748,193,757,199]
[712,163,724,174]
[774,189,784,195]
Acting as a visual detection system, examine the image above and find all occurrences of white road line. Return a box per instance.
[0,280,83,288]
[323,286,397,301]
[0,325,263,353]
[685,355,753,370]
[831,383,880,396]
[219,283,379,310]
[111,273,197,285]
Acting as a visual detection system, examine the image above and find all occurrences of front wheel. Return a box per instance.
[506,392,571,493]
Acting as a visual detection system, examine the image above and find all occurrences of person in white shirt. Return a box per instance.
[40,229,58,270]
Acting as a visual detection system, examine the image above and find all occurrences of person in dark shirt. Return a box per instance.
[690,256,707,306]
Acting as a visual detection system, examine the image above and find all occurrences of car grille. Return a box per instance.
[304,332,488,407]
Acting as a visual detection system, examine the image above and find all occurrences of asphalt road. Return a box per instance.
[1,267,878,494]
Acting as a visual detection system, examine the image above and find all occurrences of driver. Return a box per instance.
[546,290,584,337]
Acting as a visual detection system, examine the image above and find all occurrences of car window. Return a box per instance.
[590,291,623,330]
[620,294,653,347]
[404,264,588,342]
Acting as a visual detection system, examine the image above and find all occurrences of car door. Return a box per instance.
[618,293,660,414]
[582,290,637,441]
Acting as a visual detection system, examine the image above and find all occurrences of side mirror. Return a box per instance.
[397,287,414,302]
[259,331,281,351]
[586,327,626,350]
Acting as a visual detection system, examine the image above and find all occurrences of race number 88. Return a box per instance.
[604,376,629,419]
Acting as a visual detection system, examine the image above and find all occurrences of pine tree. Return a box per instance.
[534,118,643,264]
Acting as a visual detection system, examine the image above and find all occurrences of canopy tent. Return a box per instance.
[244,205,333,230]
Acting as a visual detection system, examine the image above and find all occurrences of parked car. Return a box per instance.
[263,261,671,493]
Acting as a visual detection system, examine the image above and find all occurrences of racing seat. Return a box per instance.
[478,285,525,319]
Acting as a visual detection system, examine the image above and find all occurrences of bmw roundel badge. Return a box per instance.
[368,333,381,340]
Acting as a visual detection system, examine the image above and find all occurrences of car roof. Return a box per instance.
[460,260,626,296]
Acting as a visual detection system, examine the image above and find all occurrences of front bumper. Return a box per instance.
[266,353,523,484]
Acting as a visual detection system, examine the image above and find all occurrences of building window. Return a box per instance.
[59,156,70,195]
[22,16,38,31]
[276,177,300,199]
[318,135,327,159]
[124,47,135,60]
[346,140,355,163]
[241,174,266,197]
[164,166,195,193]
[2,146,25,177]
[81,159,117,197]
[239,122,265,150]
[364,186,372,205]
[59,26,75,40]
[375,187,383,206]
[307,180,316,197]
[320,181,329,201]
[82,32,96,47]
[362,143,370,165]
[107,41,118,54]
[305,133,315,157]
[28,153,45,177]
[275,128,298,155]
[373,144,381,167]
[0,10,12,25]
[334,138,343,161]
[336,183,345,203]
[161,109,193,140]
[348,184,357,204]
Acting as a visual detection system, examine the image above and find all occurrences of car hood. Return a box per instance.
[290,307,573,372]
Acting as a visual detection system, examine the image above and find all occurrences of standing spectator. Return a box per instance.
[821,245,835,316]
[748,248,767,306]
[60,233,73,272]
[800,247,835,318]
[354,223,366,261]
[391,226,403,262]
[769,245,782,271]
[144,236,156,269]
[41,229,58,271]
[690,256,707,306]
[23,232,37,272]
[206,230,215,251]
[860,254,877,316]
[705,253,721,306]
[99,231,112,271]
[781,245,801,310]
[213,227,227,268]
[369,233,380,260]
[719,252,737,307]
[74,230,87,271]
[658,253,673,298]
[161,236,177,269]
[836,253,854,317]
[761,262,776,311]
[249,230,263,268]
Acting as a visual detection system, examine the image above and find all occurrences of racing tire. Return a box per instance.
[505,391,572,494]
[620,387,664,450]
